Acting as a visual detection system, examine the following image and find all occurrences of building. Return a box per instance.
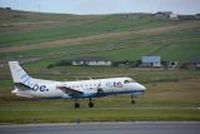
[180,60,200,70]
[195,14,200,19]
[72,57,112,66]
[154,11,179,20]
[141,56,161,68]
[169,13,179,20]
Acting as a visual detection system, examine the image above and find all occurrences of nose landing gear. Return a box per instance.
[131,95,136,104]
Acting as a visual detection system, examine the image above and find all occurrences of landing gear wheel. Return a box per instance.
[75,102,80,108]
[88,98,94,108]
[131,95,136,104]
[131,100,136,104]
[88,102,94,108]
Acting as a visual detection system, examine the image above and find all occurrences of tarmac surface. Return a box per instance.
[0,122,200,134]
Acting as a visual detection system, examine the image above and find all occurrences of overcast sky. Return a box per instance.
[0,0,199,15]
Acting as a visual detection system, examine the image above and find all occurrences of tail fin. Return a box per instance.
[8,61,30,83]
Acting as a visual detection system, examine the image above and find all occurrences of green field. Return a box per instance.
[0,8,200,123]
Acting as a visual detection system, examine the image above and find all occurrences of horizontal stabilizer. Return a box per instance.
[15,83,32,91]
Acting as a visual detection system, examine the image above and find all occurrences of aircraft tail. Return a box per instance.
[8,61,31,84]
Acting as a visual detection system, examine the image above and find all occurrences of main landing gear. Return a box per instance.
[74,98,94,108]
[88,98,94,108]
[131,95,136,104]
[74,99,80,108]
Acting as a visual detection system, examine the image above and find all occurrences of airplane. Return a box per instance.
[8,61,146,108]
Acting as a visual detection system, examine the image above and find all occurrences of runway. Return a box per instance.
[0,122,200,134]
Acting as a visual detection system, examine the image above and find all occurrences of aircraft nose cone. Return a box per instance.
[140,84,146,91]
[137,83,146,91]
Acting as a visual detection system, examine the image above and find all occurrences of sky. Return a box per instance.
[0,0,200,15]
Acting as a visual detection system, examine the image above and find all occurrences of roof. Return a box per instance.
[73,57,111,62]
[155,11,173,15]
[142,56,161,63]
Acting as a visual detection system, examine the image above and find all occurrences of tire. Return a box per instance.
[75,103,80,108]
[88,102,94,108]
[131,100,136,104]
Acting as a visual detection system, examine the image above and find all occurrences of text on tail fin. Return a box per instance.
[8,61,30,83]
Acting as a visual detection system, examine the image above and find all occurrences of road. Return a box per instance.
[0,122,200,134]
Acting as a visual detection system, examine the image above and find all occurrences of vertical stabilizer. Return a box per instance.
[8,61,30,83]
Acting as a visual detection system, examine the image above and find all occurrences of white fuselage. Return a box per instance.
[8,61,146,100]
[13,77,146,99]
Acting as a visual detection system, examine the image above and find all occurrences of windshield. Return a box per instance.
[124,79,135,84]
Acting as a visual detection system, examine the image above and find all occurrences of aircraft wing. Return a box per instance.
[57,86,84,97]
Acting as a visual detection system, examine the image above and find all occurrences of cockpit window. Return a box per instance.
[124,80,130,84]
[124,79,135,84]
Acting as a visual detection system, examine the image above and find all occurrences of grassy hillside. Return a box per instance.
[0,9,199,123]
[0,9,199,63]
